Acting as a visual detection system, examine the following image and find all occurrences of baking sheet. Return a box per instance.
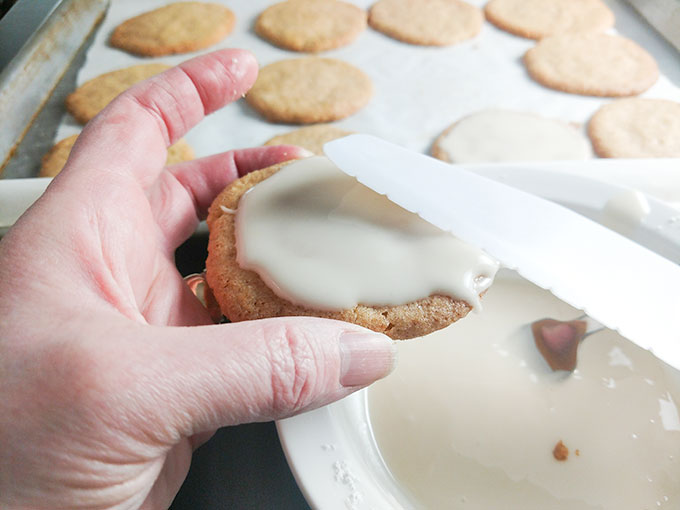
[625,0,680,52]
[0,0,107,173]
[52,0,680,188]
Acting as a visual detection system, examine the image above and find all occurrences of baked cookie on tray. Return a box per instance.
[205,158,498,340]
[110,2,235,57]
[245,58,373,124]
[65,63,171,124]
[263,125,354,155]
[256,0,367,52]
[588,98,680,158]
[40,135,194,177]
[39,134,79,178]
[368,0,483,46]
[524,33,658,97]
[485,0,614,40]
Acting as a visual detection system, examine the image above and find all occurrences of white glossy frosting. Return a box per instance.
[439,109,592,163]
[368,271,680,509]
[601,189,651,236]
[234,156,499,310]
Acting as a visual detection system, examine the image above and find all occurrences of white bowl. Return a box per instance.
[277,168,680,509]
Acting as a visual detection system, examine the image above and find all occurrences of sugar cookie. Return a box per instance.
[524,34,658,97]
[39,135,79,177]
[39,136,194,177]
[65,63,171,124]
[206,161,490,339]
[245,58,373,124]
[256,0,366,52]
[485,0,614,40]
[110,2,235,57]
[264,125,354,155]
[588,98,680,158]
[368,0,483,46]
[432,110,592,163]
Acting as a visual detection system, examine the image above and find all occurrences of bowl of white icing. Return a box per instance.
[276,168,680,510]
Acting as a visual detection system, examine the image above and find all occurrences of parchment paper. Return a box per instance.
[55,0,680,186]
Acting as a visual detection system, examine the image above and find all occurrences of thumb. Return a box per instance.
[132,317,396,437]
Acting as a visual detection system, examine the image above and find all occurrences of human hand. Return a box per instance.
[0,49,396,510]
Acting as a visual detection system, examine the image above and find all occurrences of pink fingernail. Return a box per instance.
[339,332,397,387]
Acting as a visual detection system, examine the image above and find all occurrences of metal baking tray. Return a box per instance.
[625,0,680,52]
[0,0,108,178]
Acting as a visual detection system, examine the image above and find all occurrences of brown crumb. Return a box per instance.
[575,449,580,456]
[553,440,569,461]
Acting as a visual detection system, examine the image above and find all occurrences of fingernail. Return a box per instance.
[339,332,397,387]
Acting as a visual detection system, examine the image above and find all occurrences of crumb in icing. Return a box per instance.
[532,318,587,371]
[553,440,569,461]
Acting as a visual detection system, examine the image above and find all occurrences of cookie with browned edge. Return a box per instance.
[245,58,373,124]
[264,125,354,155]
[524,34,658,97]
[205,162,475,340]
[485,0,614,40]
[66,63,171,124]
[40,135,194,177]
[39,134,79,177]
[368,0,483,46]
[588,98,680,158]
[256,0,367,52]
[110,2,235,57]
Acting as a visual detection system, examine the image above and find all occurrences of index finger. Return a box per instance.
[65,49,258,188]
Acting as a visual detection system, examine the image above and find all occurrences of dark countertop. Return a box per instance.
[172,233,310,510]
[171,423,308,510]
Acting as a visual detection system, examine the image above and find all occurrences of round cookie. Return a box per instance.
[485,0,614,40]
[524,34,658,97]
[431,110,592,163]
[368,0,483,46]
[588,98,680,158]
[165,139,196,165]
[264,125,354,155]
[65,63,171,124]
[245,58,373,124]
[39,134,79,177]
[256,0,367,52]
[39,135,194,177]
[205,162,475,340]
[110,2,235,57]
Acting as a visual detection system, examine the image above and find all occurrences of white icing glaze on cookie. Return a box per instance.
[434,110,592,163]
[235,156,498,310]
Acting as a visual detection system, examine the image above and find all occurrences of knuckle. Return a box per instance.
[267,324,323,414]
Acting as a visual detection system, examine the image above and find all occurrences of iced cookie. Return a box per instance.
[205,158,498,340]
[588,98,680,158]
[39,135,194,177]
[110,2,235,57]
[264,125,354,155]
[65,63,171,124]
[432,110,592,163]
[368,0,483,46]
[256,0,367,52]
[524,34,658,97]
[245,58,373,124]
[485,0,614,40]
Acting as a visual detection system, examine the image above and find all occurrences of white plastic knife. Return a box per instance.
[324,134,680,369]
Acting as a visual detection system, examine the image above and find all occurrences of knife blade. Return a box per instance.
[324,134,680,369]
